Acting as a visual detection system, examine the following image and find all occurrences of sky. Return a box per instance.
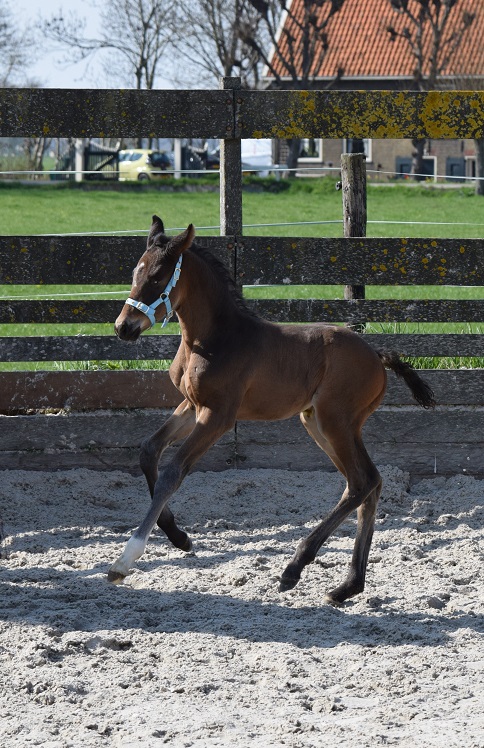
[12,0,174,89]
[14,0,101,88]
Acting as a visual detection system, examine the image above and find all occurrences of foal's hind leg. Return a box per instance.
[326,479,381,605]
[280,407,381,604]
[139,399,196,551]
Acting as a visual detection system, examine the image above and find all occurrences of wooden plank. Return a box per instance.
[362,333,484,356]
[0,89,232,138]
[2,441,477,476]
[0,410,235,451]
[2,333,484,364]
[0,410,236,473]
[234,441,482,477]
[1,333,483,364]
[248,299,484,324]
[0,300,125,323]
[362,443,483,478]
[237,237,483,286]
[0,236,484,286]
[0,445,235,474]
[0,335,181,362]
[0,235,234,285]
[1,369,482,413]
[236,409,484,447]
[236,409,483,477]
[3,88,484,141]
[0,406,481,477]
[240,90,484,140]
[9,405,480,448]
[384,370,484,405]
[3,298,483,325]
[363,407,484,444]
[0,370,183,413]
[1,235,480,285]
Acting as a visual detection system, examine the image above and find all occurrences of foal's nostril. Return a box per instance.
[115,320,128,339]
[115,318,141,341]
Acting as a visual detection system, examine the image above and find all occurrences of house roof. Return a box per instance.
[267,0,483,83]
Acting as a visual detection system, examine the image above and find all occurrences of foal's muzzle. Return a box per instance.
[114,315,144,342]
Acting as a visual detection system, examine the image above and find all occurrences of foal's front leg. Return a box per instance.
[108,406,235,583]
[139,399,196,551]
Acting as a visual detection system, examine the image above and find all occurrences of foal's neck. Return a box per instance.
[176,249,244,345]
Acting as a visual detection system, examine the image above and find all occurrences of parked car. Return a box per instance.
[118,149,172,180]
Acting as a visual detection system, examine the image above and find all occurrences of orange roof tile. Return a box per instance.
[267,0,484,83]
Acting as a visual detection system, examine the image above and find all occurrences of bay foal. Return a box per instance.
[110,216,435,604]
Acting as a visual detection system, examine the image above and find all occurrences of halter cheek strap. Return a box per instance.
[125,255,182,329]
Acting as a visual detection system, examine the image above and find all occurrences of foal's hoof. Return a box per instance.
[279,570,301,592]
[323,593,344,608]
[279,577,298,593]
[325,581,361,606]
[107,568,127,585]
[179,535,193,553]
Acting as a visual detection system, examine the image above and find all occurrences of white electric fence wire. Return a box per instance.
[1,165,484,180]
[25,216,484,238]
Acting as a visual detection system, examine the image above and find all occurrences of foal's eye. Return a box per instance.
[151,272,165,286]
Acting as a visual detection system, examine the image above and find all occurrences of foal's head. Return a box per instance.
[115,216,195,341]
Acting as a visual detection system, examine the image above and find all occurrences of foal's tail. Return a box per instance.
[377,350,436,409]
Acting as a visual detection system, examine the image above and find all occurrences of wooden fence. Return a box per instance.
[0,80,483,477]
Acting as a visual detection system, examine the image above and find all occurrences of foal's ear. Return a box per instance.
[147,215,165,246]
[165,224,195,259]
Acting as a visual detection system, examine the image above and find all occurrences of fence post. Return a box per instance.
[219,77,242,236]
[341,153,366,332]
[174,139,182,179]
[75,138,85,182]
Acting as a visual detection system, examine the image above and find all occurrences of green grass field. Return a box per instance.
[2,177,484,238]
[1,179,483,370]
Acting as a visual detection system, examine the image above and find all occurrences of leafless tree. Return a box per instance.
[387,0,476,181]
[1,1,45,175]
[244,0,344,87]
[0,0,36,85]
[23,137,52,178]
[42,0,175,90]
[171,0,262,88]
[242,0,346,171]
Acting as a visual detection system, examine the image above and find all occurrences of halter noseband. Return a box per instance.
[125,255,182,329]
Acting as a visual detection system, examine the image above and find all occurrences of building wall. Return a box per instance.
[276,137,477,181]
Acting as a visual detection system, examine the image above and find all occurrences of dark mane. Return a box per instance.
[190,242,259,319]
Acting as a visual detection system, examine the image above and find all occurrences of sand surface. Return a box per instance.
[0,465,482,747]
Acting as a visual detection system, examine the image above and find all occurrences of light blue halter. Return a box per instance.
[125,255,182,329]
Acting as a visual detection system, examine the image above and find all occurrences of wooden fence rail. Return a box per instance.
[2,88,484,139]
[0,83,482,477]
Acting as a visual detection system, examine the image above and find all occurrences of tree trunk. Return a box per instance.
[25,137,47,179]
[412,138,426,181]
[285,138,301,178]
[32,138,46,172]
[474,138,484,196]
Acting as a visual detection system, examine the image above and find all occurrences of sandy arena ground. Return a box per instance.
[0,465,482,747]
